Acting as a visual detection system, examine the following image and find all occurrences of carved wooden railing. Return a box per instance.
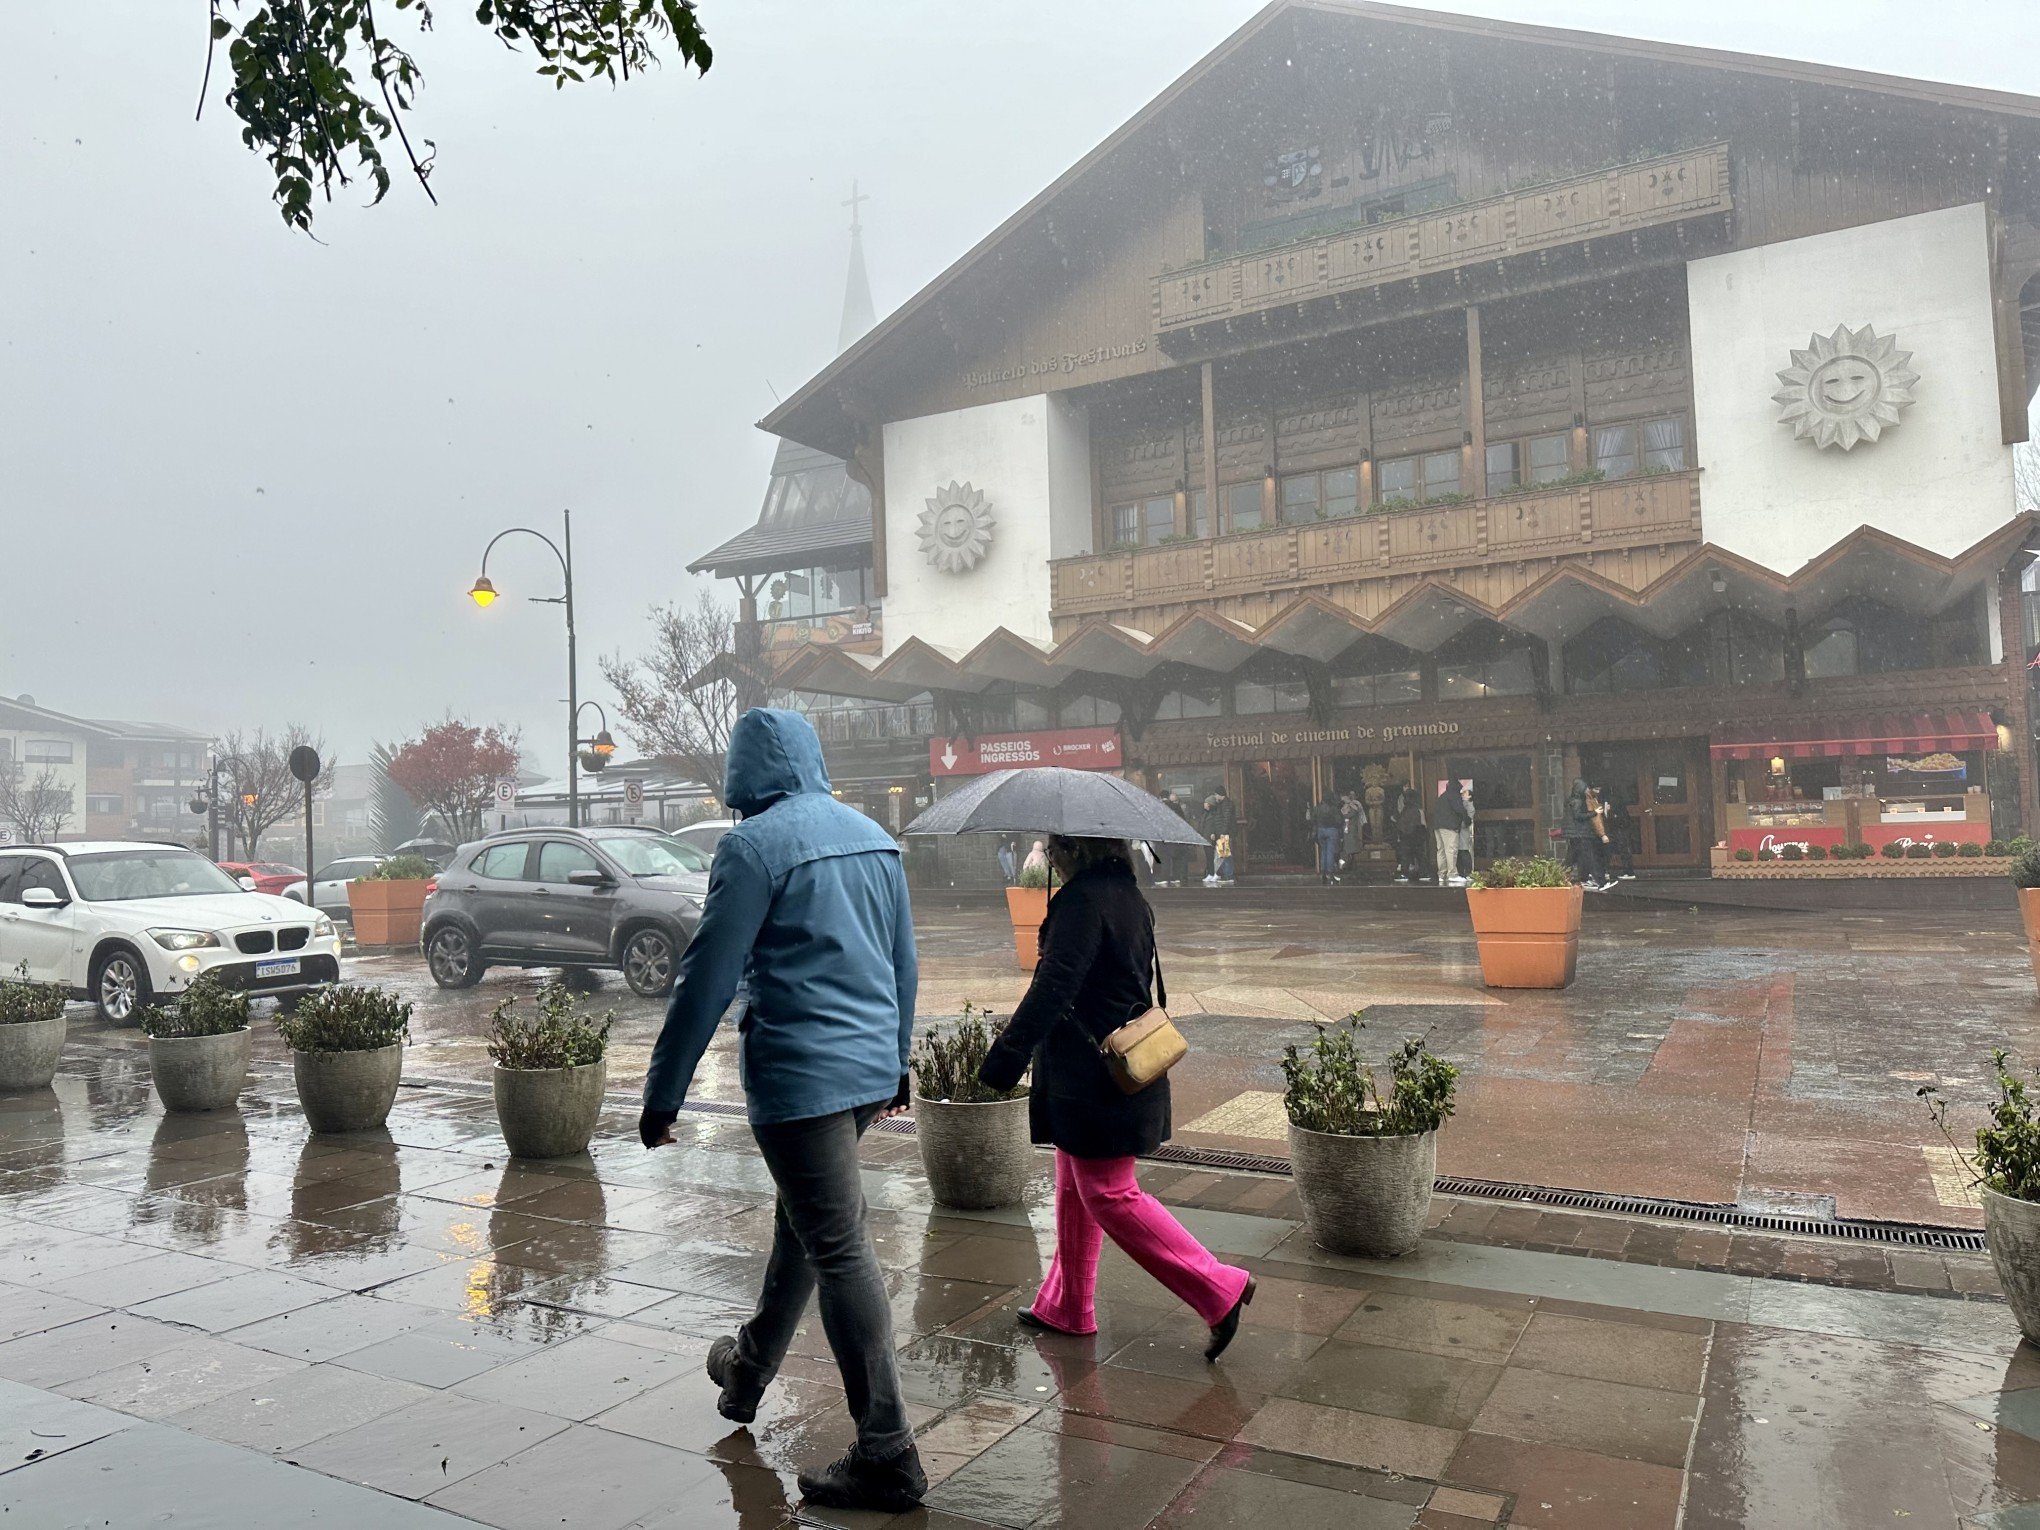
[1051,471,1703,619]
[1151,145,1731,336]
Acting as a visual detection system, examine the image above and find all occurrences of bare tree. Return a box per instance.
[0,765,74,845]
[600,592,744,797]
[219,726,335,860]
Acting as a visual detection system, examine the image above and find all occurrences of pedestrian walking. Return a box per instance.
[1432,779,1470,886]
[1564,778,1612,889]
[1202,789,1236,885]
[1457,781,1476,881]
[1309,794,1344,883]
[1340,790,1365,873]
[997,833,1019,884]
[1603,795,1638,880]
[639,708,926,1515]
[1022,838,1051,882]
[976,834,1256,1360]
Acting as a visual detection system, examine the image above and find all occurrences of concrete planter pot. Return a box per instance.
[915,1092,1034,1209]
[1984,1188,2040,1344]
[493,1058,607,1159]
[1288,1121,1437,1259]
[1005,887,1049,971]
[293,1044,404,1133]
[0,1014,66,1094]
[1464,886,1582,989]
[150,1028,252,1114]
[347,879,430,947]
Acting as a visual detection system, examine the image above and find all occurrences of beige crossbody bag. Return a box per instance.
[1098,946,1187,1096]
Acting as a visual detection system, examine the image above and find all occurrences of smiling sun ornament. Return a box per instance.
[1772,323,1919,451]
[917,481,996,574]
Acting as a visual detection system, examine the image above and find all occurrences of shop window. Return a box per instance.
[1223,480,1265,534]
[1232,678,1310,715]
[1108,496,1176,548]
[1060,694,1122,728]
[1331,669,1423,707]
[1278,467,1360,524]
[1487,432,1571,492]
[1154,685,1222,721]
[1592,415,1686,481]
[766,565,870,620]
[1377,450,1461,508]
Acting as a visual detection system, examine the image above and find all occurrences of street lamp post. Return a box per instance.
[191,754,253,860]
[470,510,580,829]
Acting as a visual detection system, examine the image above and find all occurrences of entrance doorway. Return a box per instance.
[1242,759,1313,871]
[1577,740,1708,868]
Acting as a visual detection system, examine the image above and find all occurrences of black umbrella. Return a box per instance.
[904,767,1207,846]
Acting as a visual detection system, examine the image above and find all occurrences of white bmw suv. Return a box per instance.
[0,841,343,1024]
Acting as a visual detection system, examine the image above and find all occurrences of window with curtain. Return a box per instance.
[1594,415,1685,479]
[1277,468,1360,524]
[1109,502,1139,546]
[1592,422,1637,479]
[1641,417,1687,472]
[1377,452,1461,505]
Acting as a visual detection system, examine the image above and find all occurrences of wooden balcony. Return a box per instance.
[1151,144,1731,338]
[1051,470,1703,624]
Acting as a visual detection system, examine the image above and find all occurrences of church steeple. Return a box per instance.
[838,181,877,355]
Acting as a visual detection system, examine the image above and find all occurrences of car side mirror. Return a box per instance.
[20,888,67,910]
[236,876,259,892]
[566,869,616,889]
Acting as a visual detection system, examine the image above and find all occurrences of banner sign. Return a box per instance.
[930,727,1123,778]
[1726,822,1990,853]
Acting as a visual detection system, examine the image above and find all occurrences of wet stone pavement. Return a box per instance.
[6,1020,2040,1527]
[359,892,2040,1229]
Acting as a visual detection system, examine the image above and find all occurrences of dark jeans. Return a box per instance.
[735,1102,911,1461]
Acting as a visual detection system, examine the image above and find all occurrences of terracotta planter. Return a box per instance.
[1288,1122,1437,1258]
[293,1043,404,1133]
[347,879,429,947]
[1005,886,1050,972]
[493,1058,607,1159]
[2019,889,2040,993]
[1464,885,1583,989]
[1985,1188,2040,1345]
[150,1028,252,1113]
[915,1092,1035,1209]
[0,1013,66,1094]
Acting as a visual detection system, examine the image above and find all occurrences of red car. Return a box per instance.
[216,861,305,898]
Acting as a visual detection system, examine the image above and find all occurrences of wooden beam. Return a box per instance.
[1466,304,1487,500]
[1200,361,1219,534]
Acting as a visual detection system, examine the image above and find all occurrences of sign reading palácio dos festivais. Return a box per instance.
[930,727,1123,778]
[961,340,1150,392]
[1194,720,1462,754]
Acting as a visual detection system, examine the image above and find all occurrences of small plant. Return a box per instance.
[2012,845,2040,890]
[1805,844,1828,861]
[276,984,411,1053]
[1733,848,1754,862]
[1905,843,1933,860]
[1282,1014,1458,1138]
[364,854,436,881]
[1922,1052,2040,1202]
[138,972,251,1039]
[1880,842,1906,860]
[486,981,611,1069]
[1467,855,1569,889]
[1779,844,1804,862]
[1374,495,1417,513]
[1017,859,1053,891]
[1960,841,1985,859]
[1757,848,1776,862]
[2010,836,2037,859]
[912,1002,1025,1104]
[1932,841,1959,859]
[1987,840,2007,857]
[0,963,64,1026]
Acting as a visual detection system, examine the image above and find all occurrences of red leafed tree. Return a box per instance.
[386,722,521,845]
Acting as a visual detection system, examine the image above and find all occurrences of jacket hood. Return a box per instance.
[724,708,831,816]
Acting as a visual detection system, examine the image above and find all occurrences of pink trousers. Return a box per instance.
[1028,1150,1252,1334]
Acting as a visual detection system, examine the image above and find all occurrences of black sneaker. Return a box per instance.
[797,1447,928,1513]
[705,1335,763,1424]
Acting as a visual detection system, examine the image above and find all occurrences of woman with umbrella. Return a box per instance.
[912,768,1255,1362]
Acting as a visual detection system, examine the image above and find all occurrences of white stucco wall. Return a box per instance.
[881,394,1091,655]
[1686,201,2013,574]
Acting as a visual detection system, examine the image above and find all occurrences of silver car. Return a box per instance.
[419,827,708,996]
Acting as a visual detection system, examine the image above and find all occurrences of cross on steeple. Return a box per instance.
[842,179,869,236]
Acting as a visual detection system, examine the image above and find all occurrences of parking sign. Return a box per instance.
[495,780,516,807]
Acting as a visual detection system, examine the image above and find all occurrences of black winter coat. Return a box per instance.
[978,858,1170,1159]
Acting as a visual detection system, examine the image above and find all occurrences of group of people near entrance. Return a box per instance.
[1562,777,1637,891]
[1305,778,1477,886]
[641,709,1252,1516]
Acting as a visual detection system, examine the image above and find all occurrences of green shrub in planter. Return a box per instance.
[1733,848,1754,862]
[1960,841,1986,859]
[1988,840,2009,857]
[1922,1054,2040,1341]
[1466,855,1570,889]
[0,965,64,1027]
[2012,836,2038,860]
[363,854,436,881]
[1905,843,1933,860]
[1756,848,1776,862]
[0,962,68,1094]
[138,973,250,1038]
[486,982,612,1068]
[1881,842,1906,860]
[278,985,411,1132]
[1282,1016,1458,1137]
[1932,841,1959,858]
[912,1003,1024,1104]
[487,982,610,1159]
[1016,859,1053,891]
[276,985,411,1052]
[1779,844,1804,862]
[1806,844,1828,861]
[2012,846,2040,890]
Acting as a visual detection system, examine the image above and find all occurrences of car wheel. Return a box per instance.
[93,947,152,1026]
[425,926,483,990]
[621,928,677,997]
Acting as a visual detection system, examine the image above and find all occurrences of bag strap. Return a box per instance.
[1150,913,1168,1011]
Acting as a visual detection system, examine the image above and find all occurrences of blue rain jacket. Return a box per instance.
[643,708,917,1125]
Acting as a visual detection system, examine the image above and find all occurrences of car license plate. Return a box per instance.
[255,958,301,980]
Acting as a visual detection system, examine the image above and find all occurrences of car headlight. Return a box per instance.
[148,929,222,951]
[311,914,335,938]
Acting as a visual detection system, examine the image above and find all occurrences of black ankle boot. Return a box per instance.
[797,1447,928,1512]
[1205,1278,1257,1363]
[705,1335,764,1424]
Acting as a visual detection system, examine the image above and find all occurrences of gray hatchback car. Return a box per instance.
[420,826,709,996]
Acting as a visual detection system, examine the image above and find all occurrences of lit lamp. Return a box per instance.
[1769,755,1787,778]
[469,513,579,824]
[467,575,499,608]
[1999,724,2016,752]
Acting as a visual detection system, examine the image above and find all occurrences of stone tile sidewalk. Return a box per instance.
[4,1041,2040,1528]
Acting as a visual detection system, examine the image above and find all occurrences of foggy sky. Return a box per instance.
[2,1,2034,778]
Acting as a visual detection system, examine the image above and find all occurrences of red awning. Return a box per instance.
[1709,710,1998,761]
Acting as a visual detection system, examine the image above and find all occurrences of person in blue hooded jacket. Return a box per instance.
[639,708,924,1513]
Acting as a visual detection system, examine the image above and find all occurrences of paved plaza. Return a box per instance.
[364,890,2040,1229]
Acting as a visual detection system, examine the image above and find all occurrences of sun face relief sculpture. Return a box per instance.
[917,481,996,574]
[1772,323,1919,451]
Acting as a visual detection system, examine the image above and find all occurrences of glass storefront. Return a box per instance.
[1429,750,1538,861]
[1242,759,1314,869]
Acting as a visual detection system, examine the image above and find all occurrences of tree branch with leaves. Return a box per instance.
[386,721,521,844]
[202,0,711,232]
[600,591,744,800]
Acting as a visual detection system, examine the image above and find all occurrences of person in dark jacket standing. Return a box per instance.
[639,709,925,1514]
[1201,789,1237,885]
[1391,785,1426,883]
[977,836,1256,1360]
[1432,779,1470,886]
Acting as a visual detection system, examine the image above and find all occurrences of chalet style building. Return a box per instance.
[732,1,2040,877]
